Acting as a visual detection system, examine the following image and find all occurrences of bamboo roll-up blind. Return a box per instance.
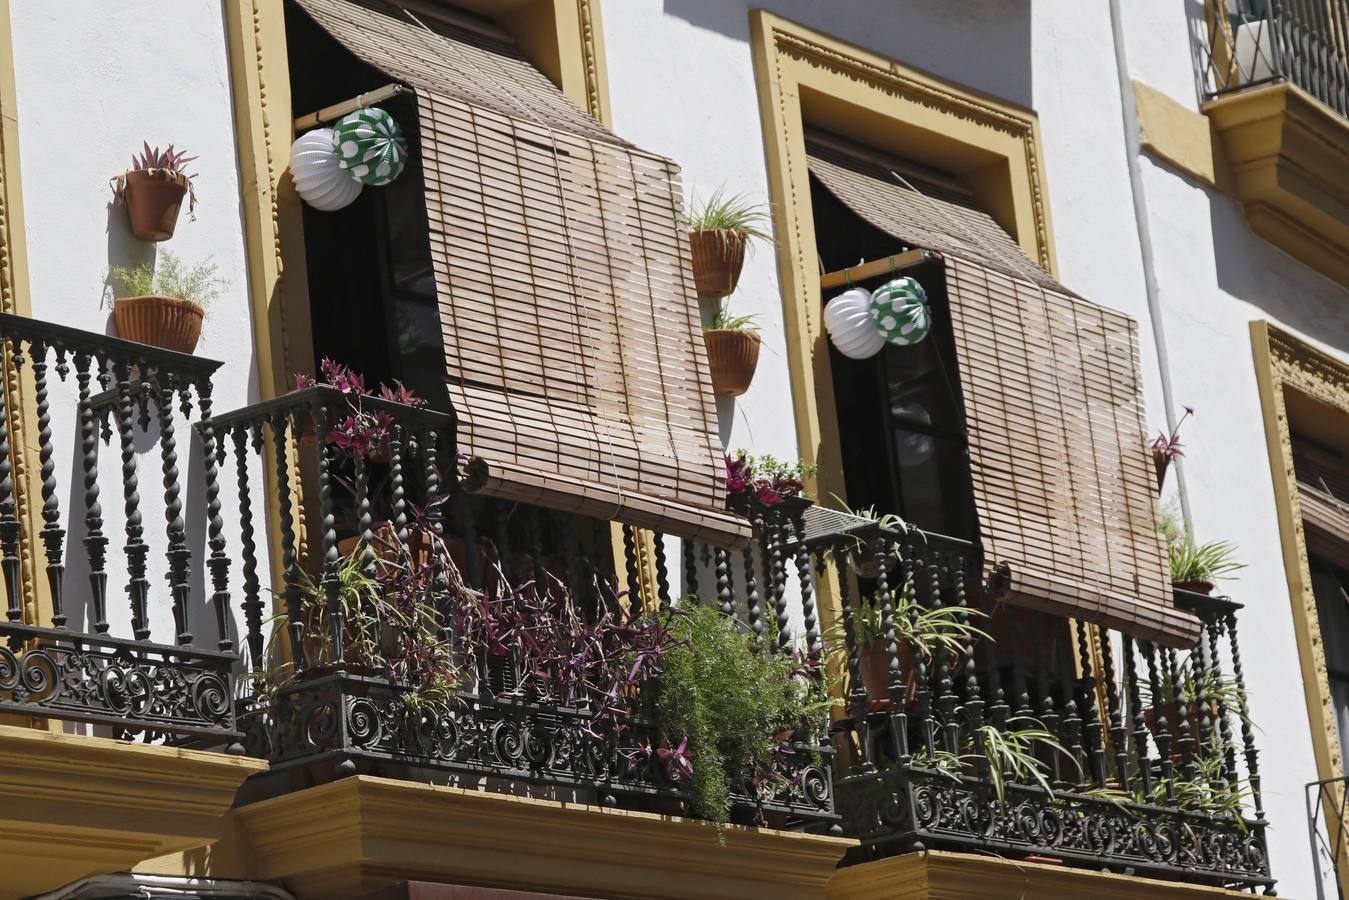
[808,139,1196,645]
[296,0,748,545]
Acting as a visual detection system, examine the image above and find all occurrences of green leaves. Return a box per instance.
[108,251,223,308]
[1168,536,1246,584]
[687,186,773,242]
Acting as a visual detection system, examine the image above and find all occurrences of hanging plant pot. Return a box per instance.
[113,295,203,354]
[703,328,760,396]
[857,639,920,711]
[689,229,747,297]
[1152,447,1171,493]
[1173,578,1215,595]
[120,169,189,242]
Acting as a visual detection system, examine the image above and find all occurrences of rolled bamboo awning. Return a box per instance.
[294,0,749,546]
[808,137,1198,646]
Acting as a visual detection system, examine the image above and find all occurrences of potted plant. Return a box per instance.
[107,251,221,353]
[112,143,197,242]
[687,187,771,298]
[703,305,760,397]
[844,581,988,710]
[653,602,835,824]
[724,451,814,514]
[1150,404,1193,493]
[1169,535,1244,595]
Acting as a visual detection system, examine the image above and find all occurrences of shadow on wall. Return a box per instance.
[660,0,1034,111]
[1208,195,1349,358]
[104,199,155,338]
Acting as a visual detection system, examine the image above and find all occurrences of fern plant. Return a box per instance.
[655,602,835,823]
[108,251,223,308]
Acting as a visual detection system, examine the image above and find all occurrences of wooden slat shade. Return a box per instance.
[1293,437,1349,568]
[294,0,749,545]
[807,138,1197,646]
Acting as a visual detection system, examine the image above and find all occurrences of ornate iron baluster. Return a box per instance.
[1165,647,1197,779]
[836,564,871,770]
[1075,621,1104,785]
[114,361,150,641]
[768,518,790,653]
[75,351,108,633]
[793,512,822,663]
[197,380,233,651]
[272,412,304,676]
[1142,639,1174,797]
[1225,609,1263,818]
[1032,612,1062,786]
[1207,617,1238,787]
[1122,634,1152,799]
[30,340,66,625]
[682,539,697,599]
[621,523,641,609]
[743,512,763,637]
[155,371,193,646]
[313,399,345,672]
[652,531,671,609]
[904,539,934,762]
[234,426,264,675]
[0,333,19,622]
[874,534,910,762]
[714,546,733,616]
[1097,627,1129,792]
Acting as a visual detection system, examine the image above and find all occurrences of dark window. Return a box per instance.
[809,172,975,541]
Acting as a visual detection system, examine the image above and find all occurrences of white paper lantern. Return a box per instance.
[290,128,363,211]
[824,287,886,360]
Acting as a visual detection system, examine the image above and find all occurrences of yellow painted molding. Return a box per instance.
[1133,79,1226,190]
[0,0,44,640]
[827,850,1264,899]
[747,9,1054,657]
[0,725,266,897]
[232,775,853,899]
[1206,82,1349,287]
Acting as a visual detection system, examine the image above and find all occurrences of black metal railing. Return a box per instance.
[221,389,835,829]
[0,312,239,744]
[1309,774,1349,898]
[1198,0,1349,118]
[804,514,1272,891]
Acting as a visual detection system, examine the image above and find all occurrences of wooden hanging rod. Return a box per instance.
[819,248,939,290]
[293,83,406,131]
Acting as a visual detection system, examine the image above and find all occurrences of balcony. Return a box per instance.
[1197,0,1349,286]
[0,312,264,896]
[801,512,1272,892]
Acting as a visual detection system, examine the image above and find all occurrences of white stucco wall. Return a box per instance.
[604,1,1333,893]
[8,2,266,659]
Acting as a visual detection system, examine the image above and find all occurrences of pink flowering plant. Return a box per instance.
[294,358,427,459]
[724,451,815,509]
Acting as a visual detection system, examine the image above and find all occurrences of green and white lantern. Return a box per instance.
[332,107,407,186]
[870,276,930,346]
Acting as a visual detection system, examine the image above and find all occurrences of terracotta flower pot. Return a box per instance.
[1173,578,1214,595]
[1152,447,1171,493]
[120,169,189,242]
[689,229,747,297]
[858,638,920,710]
[703,328,760,397]
[113,295,204,354]
[1144,699,1220,762]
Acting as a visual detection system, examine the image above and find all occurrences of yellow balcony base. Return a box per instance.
[0,725,266,897]
[1205,82,1349,288]
[231,775,854,899]
[827,851,1267,899]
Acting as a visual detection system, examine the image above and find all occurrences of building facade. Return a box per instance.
[1,1,1346,898]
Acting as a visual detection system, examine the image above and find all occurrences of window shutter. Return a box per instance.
[294,0,749,546]
[807,138,1197,646]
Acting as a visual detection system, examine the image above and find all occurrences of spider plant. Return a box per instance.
[1169,536,1246,585]
[688,186,773,243]
[971,716,1077,805]
[848,578,990,657]
[705,302,758,331]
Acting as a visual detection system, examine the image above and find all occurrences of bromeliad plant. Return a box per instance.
[113,142,199,242]
[1150,404,1194,493]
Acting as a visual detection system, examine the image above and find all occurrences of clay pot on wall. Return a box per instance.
[113,295,204,354]
[703,328,760,397]
[689,230,747,298]
[120,169,190,242]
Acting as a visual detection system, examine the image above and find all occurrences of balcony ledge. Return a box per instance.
[827,851,1268,899]
[232,775,854,899]
[0,725,267,897]
[1205,81,1349,288]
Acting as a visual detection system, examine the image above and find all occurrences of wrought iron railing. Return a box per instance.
[220,389,834,829]
[1309,774,1349,898]
[805,514,1272,891]
[1198,0,1349,117]
[0,312,239,745]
